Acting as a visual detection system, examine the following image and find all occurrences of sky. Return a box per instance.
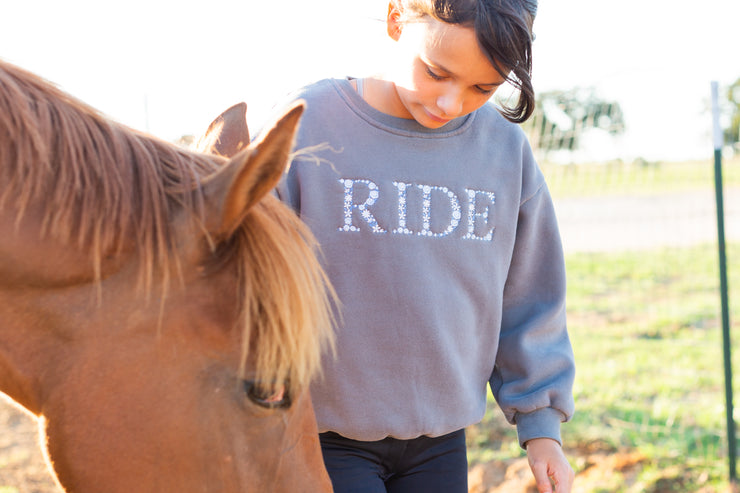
[2,0,738,162]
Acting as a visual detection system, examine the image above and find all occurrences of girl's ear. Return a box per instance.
[387,2,403,41]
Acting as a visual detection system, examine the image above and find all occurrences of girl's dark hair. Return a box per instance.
[397,0,537,123]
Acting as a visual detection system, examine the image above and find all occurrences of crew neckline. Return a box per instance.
[336,77,474,137]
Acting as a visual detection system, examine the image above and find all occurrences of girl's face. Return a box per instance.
[383,9,507,129]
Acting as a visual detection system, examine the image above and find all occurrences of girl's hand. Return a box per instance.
[525,438,574,493]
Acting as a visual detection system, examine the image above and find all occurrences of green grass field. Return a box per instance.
[467,157,740,492]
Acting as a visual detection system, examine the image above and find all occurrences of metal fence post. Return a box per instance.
[712,80,737,485]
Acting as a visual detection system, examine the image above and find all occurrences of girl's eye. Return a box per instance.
[425,67,445,81]
[475,86,496,96]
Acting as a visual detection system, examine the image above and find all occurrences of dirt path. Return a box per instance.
[554,187,740,253]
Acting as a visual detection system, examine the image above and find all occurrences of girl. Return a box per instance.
[271,1,575,491]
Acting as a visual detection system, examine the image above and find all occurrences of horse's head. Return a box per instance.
[0,61,333,492]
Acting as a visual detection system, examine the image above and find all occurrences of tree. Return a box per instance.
[725,77,740,147]
[521,88,625,155]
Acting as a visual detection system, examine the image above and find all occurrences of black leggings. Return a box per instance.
[319,429,468,493]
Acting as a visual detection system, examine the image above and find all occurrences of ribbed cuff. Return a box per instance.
[515,407,565,448]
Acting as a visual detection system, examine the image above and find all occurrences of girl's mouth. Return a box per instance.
[425,108,451,124]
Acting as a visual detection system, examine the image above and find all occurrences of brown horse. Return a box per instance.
[0,60,335,492]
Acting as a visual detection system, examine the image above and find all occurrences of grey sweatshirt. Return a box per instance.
[274,78,575,447]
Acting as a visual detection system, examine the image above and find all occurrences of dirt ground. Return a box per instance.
[0,399,642,493]
[0,398,662,492]
[0,394,731,493]
[0,397,59,492]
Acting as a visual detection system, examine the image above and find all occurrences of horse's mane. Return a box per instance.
[0,60,334,390]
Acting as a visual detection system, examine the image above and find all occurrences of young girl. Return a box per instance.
[271,1,575,491]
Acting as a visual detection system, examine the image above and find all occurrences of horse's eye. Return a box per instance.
[243,380,292,409]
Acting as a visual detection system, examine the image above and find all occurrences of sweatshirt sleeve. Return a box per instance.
[489,166,575,448]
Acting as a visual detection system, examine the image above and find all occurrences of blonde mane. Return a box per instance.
[0,60,334,390]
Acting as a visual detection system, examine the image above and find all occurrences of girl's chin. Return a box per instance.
[424,110,451,125]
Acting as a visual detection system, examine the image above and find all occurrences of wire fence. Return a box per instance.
[539,154,740,490]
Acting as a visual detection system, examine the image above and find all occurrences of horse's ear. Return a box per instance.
[195,102,250,158]
[201,101,305,237]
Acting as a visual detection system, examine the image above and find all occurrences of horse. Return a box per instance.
[0,60,336,492]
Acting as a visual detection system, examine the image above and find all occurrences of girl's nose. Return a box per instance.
[437,87,464,117]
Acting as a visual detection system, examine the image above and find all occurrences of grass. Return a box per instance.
[564,244,739,490]
[466,158,740,492]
